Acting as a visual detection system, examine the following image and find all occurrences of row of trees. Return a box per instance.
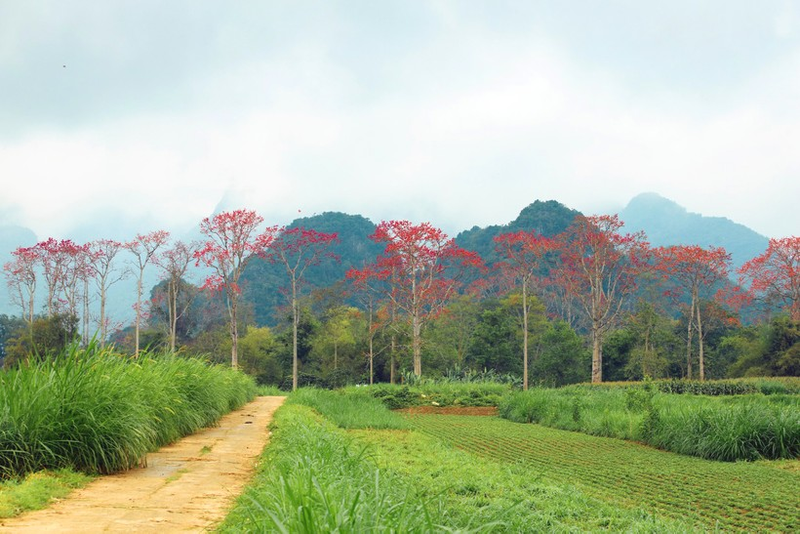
[4,209,799,388]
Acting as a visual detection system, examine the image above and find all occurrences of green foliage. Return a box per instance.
[217,404,450,533]
[724,317,800,378]
[498,386,800,461]
[0,342,256,478]
[238,326,284,385]
[3,314,79,367]
[532,320,590,386]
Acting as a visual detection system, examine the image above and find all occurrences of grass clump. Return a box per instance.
[0,342,257,478]
[287,387,408,429]
[0,468,92,518]
[217,404,452,533]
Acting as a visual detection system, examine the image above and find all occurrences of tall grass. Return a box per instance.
[0,342,256,478]
[287,388,408,430]
[218,404,455,533]
[498,386,800,461]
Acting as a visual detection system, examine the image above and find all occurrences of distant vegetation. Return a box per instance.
[2,197,797,389]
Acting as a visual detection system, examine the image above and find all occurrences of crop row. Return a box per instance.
[407,413,800,533]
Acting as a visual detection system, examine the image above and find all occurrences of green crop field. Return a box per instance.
[406,413,800,532]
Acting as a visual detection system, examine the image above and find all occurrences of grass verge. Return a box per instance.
[0,342,257,477]
[0,469,92,519]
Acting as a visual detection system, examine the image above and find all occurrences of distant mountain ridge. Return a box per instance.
[0,195,774,321]
[618,193,768,269]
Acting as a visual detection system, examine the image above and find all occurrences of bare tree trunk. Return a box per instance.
[135,274,142,357]
[412,312,422,376]
[686,293,695,379]
[229,294,239,369]
[522,279,529,390]
[591,328,602,383]
[696,301,705,381]
[292,278,299,391]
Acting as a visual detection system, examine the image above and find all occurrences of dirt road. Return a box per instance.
[0,395,285,533]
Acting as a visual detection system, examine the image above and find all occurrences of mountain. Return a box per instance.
[455,200,582,265]
[619,193,768,269]
[241,212,384,326]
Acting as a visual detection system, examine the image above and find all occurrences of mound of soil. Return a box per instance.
[398,405,498,416]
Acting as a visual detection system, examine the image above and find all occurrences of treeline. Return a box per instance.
[2,203,798,389]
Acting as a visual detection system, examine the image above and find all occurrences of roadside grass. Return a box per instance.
[407,413,800,533]
[0,342,257,478]
[0,469,92,519]
[216,404,455,533]
[221,387,688,532]
[498,386,799,461]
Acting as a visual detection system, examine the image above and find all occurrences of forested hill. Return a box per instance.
[239,201,582,327]
[619,193,768,269]
[240,212,383,326]
[454,200,582,265]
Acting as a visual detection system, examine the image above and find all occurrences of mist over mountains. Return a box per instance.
[0,193,772,324]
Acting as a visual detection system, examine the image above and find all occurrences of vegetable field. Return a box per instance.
[407,413,799,532]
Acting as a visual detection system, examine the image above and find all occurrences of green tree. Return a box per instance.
[532,320,590,386]
[238,326,284,385]
[4,313,79,367]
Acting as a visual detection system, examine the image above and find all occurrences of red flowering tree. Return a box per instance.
[86,239,128,346]
[556,215,650,383]
[494,231,555,389]
[265,227,338,390]
[196,210,279,368]
[126,231,170,357]
[350,221,483,377]
[655,245,731,380]
[739,236,800,322]
[4,246,38,324]
[155,240,200,353]
[33,238,90,318]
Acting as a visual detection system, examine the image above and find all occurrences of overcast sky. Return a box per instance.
[1,1,799,241]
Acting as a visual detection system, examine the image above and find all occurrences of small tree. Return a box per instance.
[86,239,128,346]
[4,247,38,324]
[196,210,278,369]
[266,227,338,391]
[126,231,170,357]
[655,245,731,380]
[494,231,555,389]
[155,240,200,353]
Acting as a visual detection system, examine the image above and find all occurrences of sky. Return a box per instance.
[1,0,799,242]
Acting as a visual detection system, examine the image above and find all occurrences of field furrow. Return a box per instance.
[407,414,800,533]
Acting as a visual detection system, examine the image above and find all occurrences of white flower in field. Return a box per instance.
[421,393,427,398]
[431,401,440,406]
